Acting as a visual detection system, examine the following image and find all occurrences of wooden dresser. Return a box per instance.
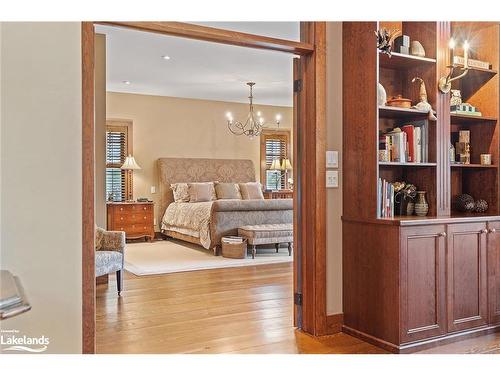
[107,202,154,242]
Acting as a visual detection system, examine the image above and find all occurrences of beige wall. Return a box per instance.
[106,92,293,229]
[95,34,107,228]
[0,22,82,353]
[326,22,343,315]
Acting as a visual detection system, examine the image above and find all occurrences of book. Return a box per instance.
[378,178,395,219]
[401,125,415,162]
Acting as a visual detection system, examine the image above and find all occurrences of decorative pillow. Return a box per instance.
[170,183,190,203]
[188,182,217,202]
[95,226,105,250]
[239,182,264,200]
[215,182,242,200]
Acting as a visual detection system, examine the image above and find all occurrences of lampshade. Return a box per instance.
[281,158,292,171]
[269,159,281,171]
[121,155,141,170]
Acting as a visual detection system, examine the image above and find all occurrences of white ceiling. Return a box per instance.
[95,22,299,107]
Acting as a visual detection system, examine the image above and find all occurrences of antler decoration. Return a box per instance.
[375,28,401,57]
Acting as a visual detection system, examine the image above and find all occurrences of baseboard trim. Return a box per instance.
[343,324,500,353]
[325,313,344,335]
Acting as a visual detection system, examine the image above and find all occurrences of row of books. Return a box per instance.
[379,121,428,163]
[377,178,395,219]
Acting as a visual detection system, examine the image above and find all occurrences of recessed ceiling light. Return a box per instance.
[161,55,171,60]
[123,80,131,85]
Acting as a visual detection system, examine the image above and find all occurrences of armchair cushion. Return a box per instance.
[95,251,123,277]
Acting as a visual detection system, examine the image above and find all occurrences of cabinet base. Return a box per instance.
[342,324,500,353]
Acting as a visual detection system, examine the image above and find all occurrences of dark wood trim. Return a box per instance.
[344,323,500,353]
[298,22,327,336]
[96,22,314,55]
[82,22,328,351]
[326,314,344,335]
[82,21,96,354]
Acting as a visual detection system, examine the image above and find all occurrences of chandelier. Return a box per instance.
[226,82,281,138]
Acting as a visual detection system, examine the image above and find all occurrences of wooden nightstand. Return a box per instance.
[263,190,293,199]
[107,202,154,242]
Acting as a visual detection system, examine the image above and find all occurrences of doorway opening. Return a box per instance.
[82,21,326,353]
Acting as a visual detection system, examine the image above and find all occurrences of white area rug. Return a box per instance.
[124,239,293,276]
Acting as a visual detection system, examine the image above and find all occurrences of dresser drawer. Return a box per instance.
[115,224,152,234]
[115,204,152,213]
[112,212,153,226]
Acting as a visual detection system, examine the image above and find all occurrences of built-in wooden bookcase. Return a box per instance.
[378,22,439,216]
[449,22,499,215]
[343,21,500,353]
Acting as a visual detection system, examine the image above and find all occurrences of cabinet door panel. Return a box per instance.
[447,223,488,332]
[400,225,446,343]
[488,221,500,324]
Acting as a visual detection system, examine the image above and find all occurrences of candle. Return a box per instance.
[463,40,469,69]
[449,38,455,66]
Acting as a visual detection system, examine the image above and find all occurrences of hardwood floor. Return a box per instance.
[96,262,500,354]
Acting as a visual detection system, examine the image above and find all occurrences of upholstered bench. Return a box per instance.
[237,223,293,259]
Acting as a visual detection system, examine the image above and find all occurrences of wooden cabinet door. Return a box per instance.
[488,221,500,324]
[447,222,488,332]
[400,225,447,343]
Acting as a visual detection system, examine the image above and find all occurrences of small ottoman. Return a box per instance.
[237,223,293,259]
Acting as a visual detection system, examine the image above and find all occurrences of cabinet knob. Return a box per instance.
[438,232,447,237]
[490,228,497,234]
[481,229,488,234]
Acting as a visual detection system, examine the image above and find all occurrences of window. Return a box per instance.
[260,130,291,191]
[106,120,132,201]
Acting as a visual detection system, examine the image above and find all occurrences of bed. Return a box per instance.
[157,158,293,254]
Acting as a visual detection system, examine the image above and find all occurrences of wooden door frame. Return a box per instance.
[81,21,326,353]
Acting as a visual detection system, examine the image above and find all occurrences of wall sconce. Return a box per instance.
[439,38,470,94]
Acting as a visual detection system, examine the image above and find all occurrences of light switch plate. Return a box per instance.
[151,186,156,194]
[326,170,339,188]
[326,150,338,168]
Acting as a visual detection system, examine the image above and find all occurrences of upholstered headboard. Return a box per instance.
[157,158,256,224]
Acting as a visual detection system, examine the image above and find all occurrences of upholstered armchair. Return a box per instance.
[95,227,126,295]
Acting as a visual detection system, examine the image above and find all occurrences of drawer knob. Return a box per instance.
[490,228,497,234]
[143,207,147,210]
[438,232,447,237]
[481,229,488,234]
[120,208,123,211]
[144,216,147,219]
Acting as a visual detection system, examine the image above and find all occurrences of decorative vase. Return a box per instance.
[406,202,415,216]
[414,191,429,216]
[378,83,387,106]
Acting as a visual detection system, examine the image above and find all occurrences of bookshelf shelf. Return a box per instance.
[451,113,497,124]
[379,162,437,167]
[451,163,497,169]
[379,106,435,120]
[379,51,436,69]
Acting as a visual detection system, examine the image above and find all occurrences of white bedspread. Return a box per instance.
[161,201,213,249]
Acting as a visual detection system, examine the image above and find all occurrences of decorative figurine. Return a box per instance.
[450,89,462,106]
[412,77,437,120]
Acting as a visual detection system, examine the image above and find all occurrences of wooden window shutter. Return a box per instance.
[260,131,290,191]
[105,124,131,201]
